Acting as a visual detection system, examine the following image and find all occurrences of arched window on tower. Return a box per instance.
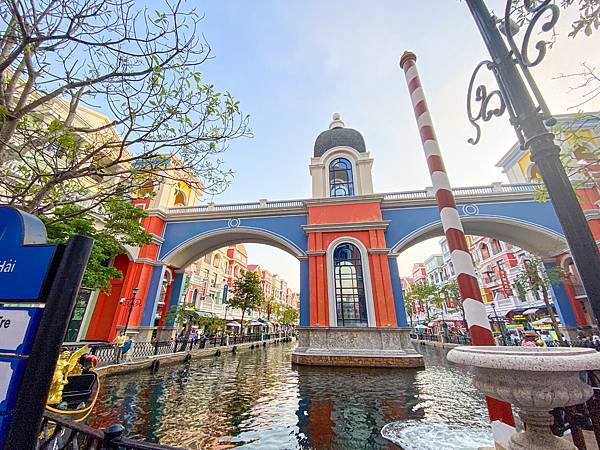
[333,243,368,327]
[329,158,355,197]
[174,190,187,207]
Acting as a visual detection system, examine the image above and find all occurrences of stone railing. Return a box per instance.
[382,182,537,202]
[168,198,305,215]
[166,183,539,215]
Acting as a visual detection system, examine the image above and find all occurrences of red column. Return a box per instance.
[400,50,514,426]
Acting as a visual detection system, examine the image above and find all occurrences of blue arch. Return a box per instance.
[382,200,567,258]
[159,214,308,267]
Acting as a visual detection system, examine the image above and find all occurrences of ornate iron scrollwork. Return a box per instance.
[504,0,559,126]
[466,0,560,145]
[467,60,506,145]
[504,0,560,68]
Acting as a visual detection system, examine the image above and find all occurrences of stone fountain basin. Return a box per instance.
[447,346,600,410]
[447,346,600,371]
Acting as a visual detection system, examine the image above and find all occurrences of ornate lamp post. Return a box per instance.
[490,300,508,346]
[464,0,600,322]
[121,287,140,335]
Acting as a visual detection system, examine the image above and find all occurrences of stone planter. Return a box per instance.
[447,346,600,450]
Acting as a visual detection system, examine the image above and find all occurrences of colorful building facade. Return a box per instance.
[495,112,600,328]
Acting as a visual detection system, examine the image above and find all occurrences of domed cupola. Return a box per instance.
[309,114,374,199]
[313,113,367,157]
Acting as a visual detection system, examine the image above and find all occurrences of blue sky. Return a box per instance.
[175,1,599,289]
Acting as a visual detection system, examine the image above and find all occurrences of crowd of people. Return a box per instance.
[505,329,600,350]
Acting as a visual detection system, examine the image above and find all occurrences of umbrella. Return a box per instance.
[530,317,553,326]
[414,324,430,330]
[226,322,240,328]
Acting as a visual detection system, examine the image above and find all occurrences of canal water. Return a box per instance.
[89,342,490,449]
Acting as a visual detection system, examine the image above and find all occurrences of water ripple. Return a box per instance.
[89,343,489,449]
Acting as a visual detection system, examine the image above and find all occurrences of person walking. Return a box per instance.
[113,331,127,363]
[521,330,539,348]
[592,332,600,351]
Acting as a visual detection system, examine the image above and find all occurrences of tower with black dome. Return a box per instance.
[309,113,374,198]
[292,114,423,368]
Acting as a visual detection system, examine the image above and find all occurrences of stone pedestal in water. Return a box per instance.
[292,327,423,368]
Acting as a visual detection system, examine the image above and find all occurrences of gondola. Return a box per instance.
[45,346,100,423]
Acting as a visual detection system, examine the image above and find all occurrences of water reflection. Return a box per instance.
[89,342,488,449]
[295,365,422,449]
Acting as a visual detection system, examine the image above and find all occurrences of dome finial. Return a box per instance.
[329,113,345,129]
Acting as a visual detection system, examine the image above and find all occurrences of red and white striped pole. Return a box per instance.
[399,51,514,426]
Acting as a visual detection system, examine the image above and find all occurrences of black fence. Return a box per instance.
[64,332,287,367]
[410,333,472,345]
[39,413,183,449]
[552,372,600,450]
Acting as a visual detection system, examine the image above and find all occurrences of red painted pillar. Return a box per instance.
[400,50,514,426]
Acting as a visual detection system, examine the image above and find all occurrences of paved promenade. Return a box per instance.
[65,332,294,377]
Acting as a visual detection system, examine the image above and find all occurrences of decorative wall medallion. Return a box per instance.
[228,218,241,228]
[462,204,480,216]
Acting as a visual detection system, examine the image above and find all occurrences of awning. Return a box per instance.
[523,308,541,315]
[531,317,554,326]
[414,324,430,330]
[249,320,268,327]
[226,322,241,328]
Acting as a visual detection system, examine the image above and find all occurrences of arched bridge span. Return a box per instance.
[149,183,572,330]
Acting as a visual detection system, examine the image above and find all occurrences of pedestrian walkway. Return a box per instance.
[64,332,293,375]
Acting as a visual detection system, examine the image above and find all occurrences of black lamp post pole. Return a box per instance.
[465,0,600,322]
[123,287,139,335]
[491,301,507,346]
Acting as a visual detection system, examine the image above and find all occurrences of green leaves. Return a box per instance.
[514,256,565,294]
[566,0,600,38]
[277,305,299,325]
[228,271,264,315]
[40,198,152,292]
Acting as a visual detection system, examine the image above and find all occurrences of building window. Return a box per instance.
[329,158,355,197]
[333,243,368,327]
[213,253,221,268]
[174,190,186,207]
[65,289,93,342]
[491,239,501,255]
[497,259,505,272]
[191,289,198,305]
[480,243,490,260]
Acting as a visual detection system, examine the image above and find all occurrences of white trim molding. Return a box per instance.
[302,220,390,233]
[326,236,376,328]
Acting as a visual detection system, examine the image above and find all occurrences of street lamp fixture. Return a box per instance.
[122,287,140,335]
[464,0,600,322]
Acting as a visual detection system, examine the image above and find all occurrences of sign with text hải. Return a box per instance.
[0,207,56,302]
[0,207,58,447]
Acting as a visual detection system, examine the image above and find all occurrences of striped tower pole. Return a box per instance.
[399,51,514,426]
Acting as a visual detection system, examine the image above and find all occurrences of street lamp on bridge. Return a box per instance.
[463,0,600,322]
[121,287,140,335]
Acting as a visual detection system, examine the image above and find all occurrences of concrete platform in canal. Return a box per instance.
[292,327,424,368]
